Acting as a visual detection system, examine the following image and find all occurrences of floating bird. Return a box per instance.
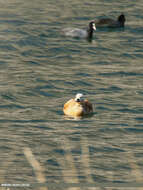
[62,21,96,40]
[63,93,93,117]
[95,14,125,28]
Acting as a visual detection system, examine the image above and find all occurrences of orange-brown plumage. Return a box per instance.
[63,93,93,117]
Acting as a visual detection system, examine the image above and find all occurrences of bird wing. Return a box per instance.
[83,100,93,112]
[63,28,87,38]
[95,18,116,26]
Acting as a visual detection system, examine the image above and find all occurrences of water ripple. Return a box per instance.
[0,0,143,186]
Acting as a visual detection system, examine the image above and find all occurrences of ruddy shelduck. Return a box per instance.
[63,93,93,117]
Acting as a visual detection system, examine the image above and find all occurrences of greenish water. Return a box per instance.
[0,0,143,189]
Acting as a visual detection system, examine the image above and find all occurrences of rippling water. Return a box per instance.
[0,0,143,189]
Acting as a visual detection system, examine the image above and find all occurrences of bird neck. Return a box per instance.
[87,29,93,40]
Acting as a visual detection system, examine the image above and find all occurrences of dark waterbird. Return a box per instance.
[62,21,96,41]
[95,14,126,28]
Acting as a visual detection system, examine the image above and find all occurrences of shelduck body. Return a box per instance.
[63,94,93,117]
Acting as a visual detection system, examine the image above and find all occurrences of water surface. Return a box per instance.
[0,0,143,189]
